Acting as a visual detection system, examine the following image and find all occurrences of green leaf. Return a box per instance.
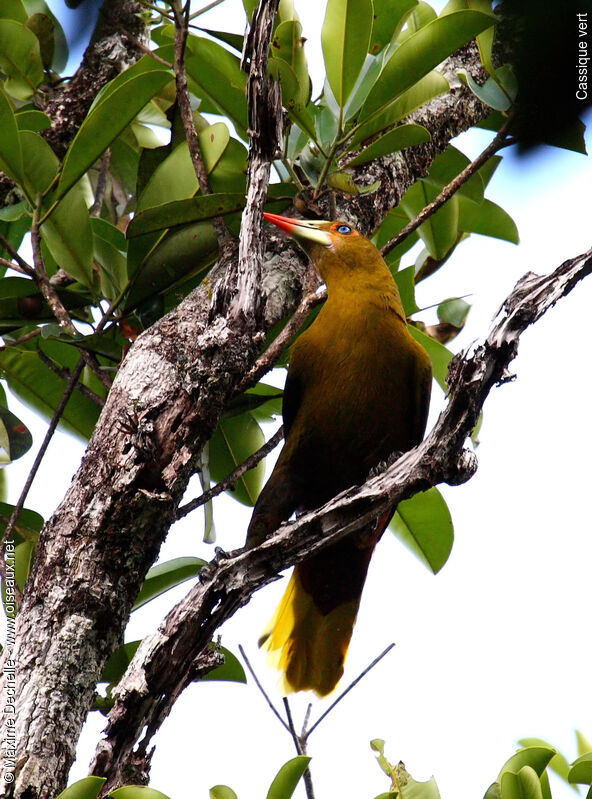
[209,413,266,507]
[0,91,24,184]
[272,20,309,105]
[201,645,247,684]
[517,738,573,786]
[569,754,592,786]
[344,123,430,166]
[401,774,441,799]
[360,11,495,122]
[56,777,106,799]
[401,181,459,260]
[373,209,419,262]
[0,1,28,22]
[326,170,360,195]
[110,788,171,799]
[394,265,419,314]
[13,539,35,591]
[343,53,384,121]
[128,193,246,238]
[266,756,311,799]
[210,787,238,799]
[458,69,513,111]
[499,747,556,780]
[500,767,543,799]
[390,487,454,573]
[25,12,55,70]
[0,19,44,99]
[350,70,449,147]
[457,195,519,243]
[22,0,68,70]
[100,640,140,685]
[0,501,43,545]
[0,403,32,463]
[57,67,172,201]
[16,109,51,132]
[322,0,373,108]
[0,338,101,440]
[577,731,592,757]
[438,297,470,328]
[407,324,453,391]
[369,0,418,54]
[19,132,94,289]
[185,36,248,139]
[132,557,206,611]
[426,145,484,202]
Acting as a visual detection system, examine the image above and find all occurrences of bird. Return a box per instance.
[246,212,432,697]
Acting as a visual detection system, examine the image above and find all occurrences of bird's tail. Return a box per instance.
[258,526,385,697]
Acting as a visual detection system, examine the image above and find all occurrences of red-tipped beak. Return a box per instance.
[263,212,332,249]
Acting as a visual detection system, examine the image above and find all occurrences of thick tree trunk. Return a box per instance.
[0,41,489,799]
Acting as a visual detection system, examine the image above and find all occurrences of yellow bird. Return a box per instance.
[247,213,432,696]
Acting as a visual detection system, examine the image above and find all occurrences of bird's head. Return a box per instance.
[263,213,389,288]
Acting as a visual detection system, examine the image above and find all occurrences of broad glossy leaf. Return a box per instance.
[128,193,245,238]
[23,0,68,70]
[390,487,454,573]
[16,109,51,132]
[394,266,419,314]
[209,413,265,507]
[20,132,94,289]
[0,501,43,545]
[25,12,55,70]
[272,20,309,104]
[401,775,441,799]
[132,557,206,611]
[0,1,28,22]
[210,788,238,799]
[569,754,592,785]
[343,54,383,121]
[57,67,172,201]
[185,36,247,139]
[266,756,311,799]
[397,2,438,40]
[100,640,140,684]
[360,11,495,121]
[500,767,543,799]
[350,70,448,146]
[110,788,171,799]
[373,209,419,263]
[458,69,512,111]
[56,777,106,799]
[0,404,32,463]
[344,123,430,166]
[268,58,318,143]
[93,227,128,300]
[499,748,556,780]
[0,338,101,440]
[0,92,23,184]
[322,0,373,108]
[401,181,459,260]
[577,731,592,757]
[438,297,470,328]
[517,738,573,785]
[457,196,518,243]
[198,27,243,53]
[408,324,452,391]
[0,19,43,99]
[426,145,484,201]
[201,645,247,684]
[369,0,418,54]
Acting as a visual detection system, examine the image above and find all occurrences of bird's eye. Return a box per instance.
[336,224,352,234]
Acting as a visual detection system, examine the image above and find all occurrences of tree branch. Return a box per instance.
[88,246,592,786]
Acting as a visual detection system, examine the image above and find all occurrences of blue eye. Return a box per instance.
[336,224,352,234]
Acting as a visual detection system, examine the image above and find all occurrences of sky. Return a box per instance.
[4,2,592,798]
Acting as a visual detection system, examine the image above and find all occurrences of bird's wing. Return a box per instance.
[281,369,304,438]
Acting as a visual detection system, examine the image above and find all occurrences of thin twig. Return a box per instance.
[176,425,283,519]
[0,328,42,352]
[36,348,106,406]
[238,644,290,733]
[381,129,513,259]
[189,0,225,18]
[89,150,112,218]
[0,256,34,276]
[171,0,231,248]
[0,358,86,605]
[283,698,316,799]
[0,235,35,277]
[127,34,174,67]
[304,643,396,740]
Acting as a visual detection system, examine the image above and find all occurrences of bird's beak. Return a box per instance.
[263,212,332,251]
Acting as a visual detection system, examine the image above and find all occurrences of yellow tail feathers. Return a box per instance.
[259,568,360,697]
